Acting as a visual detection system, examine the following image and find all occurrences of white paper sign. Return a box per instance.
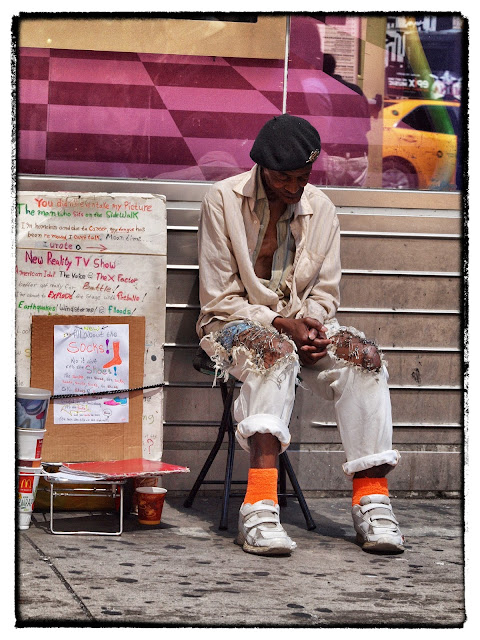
[53,323,130,424]
[16,192,166,255]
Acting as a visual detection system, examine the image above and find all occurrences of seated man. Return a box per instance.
[196,114,404,556]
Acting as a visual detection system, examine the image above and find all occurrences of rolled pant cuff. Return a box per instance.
[235,414,291,454]
[342,449,400,477]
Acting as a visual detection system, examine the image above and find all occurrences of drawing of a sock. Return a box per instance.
[103,396,128,406]
[103,341,122,368]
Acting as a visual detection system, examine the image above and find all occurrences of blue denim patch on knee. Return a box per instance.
[217,322,253,351]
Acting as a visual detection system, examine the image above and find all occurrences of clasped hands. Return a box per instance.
[272,316,331,366]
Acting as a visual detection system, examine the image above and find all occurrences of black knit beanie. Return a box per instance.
[250,114,321,171]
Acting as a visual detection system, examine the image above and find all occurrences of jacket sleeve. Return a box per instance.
[296,208,341,323]
[196,190,279,337]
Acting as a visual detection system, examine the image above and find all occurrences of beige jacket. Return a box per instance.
[196,165,341,338]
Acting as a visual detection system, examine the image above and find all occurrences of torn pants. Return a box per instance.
[200,319,400,476]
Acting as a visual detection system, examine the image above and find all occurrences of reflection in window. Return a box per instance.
[382,99,460,190]
[401,107,435,132]
[287,14,463,191]
[16,13,464,191]
[287,15,371,188]
[400,105,458,135]
[383,15,463,190]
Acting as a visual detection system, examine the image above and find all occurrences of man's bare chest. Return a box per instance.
[254,211,283,279]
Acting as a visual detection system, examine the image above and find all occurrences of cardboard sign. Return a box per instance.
[31,315,145,462]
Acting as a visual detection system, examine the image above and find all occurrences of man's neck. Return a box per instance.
[259,168,287,218]
[269,198,288,221]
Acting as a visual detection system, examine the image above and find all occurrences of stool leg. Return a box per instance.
[220,405,236,530]
[183,384,231,508]
[183,420,226,508]
[278,453,287,507]
[281,451,316,530]
[184,378,236,511]
[219,379,236,529]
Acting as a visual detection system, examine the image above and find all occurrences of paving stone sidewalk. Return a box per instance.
[16,496,465,627]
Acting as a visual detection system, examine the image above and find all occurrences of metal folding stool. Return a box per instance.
[183,348,316,531]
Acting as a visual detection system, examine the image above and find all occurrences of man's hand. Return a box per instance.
[272,316,331,366]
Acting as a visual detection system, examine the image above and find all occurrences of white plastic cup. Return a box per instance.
[18,511,34,529]
[16,388,51,430]
[17,428,46,467]
[17,466,43,530]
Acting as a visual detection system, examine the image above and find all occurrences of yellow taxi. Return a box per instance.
[382,99,461,190]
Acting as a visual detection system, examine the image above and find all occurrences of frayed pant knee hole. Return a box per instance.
[330,330,382,372]
[234,328,294,370]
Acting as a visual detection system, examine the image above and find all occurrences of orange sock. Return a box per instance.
[352,477,389,506]
[243,468,278,505]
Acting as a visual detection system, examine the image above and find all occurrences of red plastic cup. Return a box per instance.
[136,487,167,525]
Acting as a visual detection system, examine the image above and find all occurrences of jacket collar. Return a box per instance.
[233,165,314,219]
[232,165,259,199]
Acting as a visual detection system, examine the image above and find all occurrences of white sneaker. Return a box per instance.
[236,499,297,555]
[352,494,405,553]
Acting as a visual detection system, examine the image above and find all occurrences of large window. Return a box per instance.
[17,13,464,191]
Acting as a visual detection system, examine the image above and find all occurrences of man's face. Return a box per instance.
[261,166,312,205]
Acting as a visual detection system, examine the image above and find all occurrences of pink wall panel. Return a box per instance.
[18,130,47,160]
[17,48,282,181]
[16,38,369,184]
[19,79,49,104]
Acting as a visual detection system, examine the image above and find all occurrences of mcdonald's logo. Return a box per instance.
[19,475,34,493]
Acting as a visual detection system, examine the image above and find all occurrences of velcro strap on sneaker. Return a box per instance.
[370,526,399,535]
[368,514,398,526]
[360,502,392,514]
[244,507,279,522]
[245,514,280,530]
[244,504,279,518]
[247,502,279,513]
